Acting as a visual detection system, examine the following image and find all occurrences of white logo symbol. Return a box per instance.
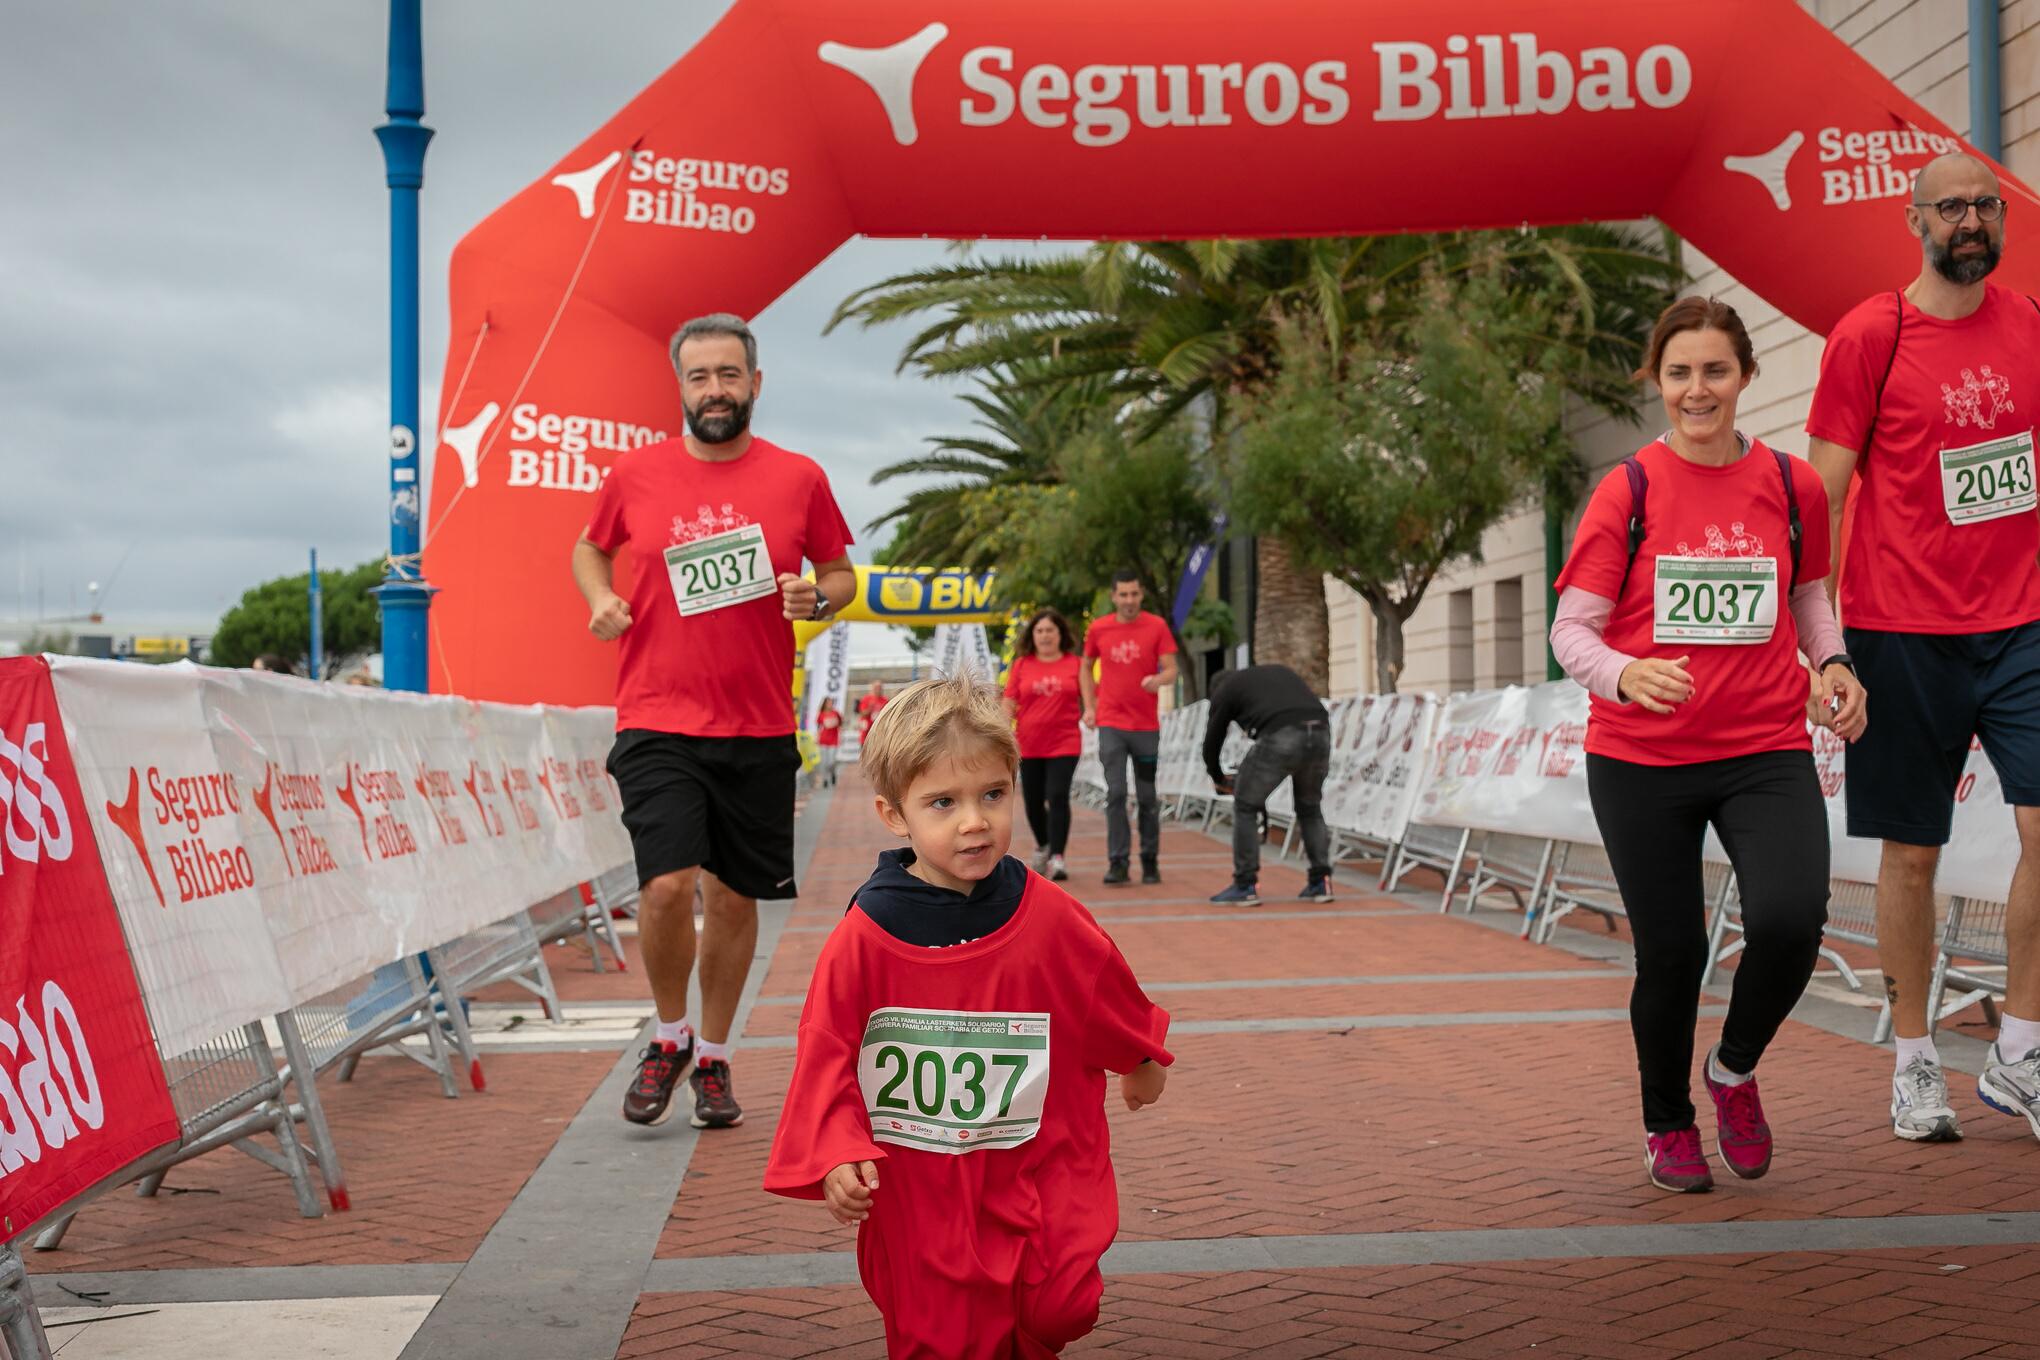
[390,424,416,461]
[818,23,948,146]
[1723,131,1803,211]
[551,151,623,219]
[439,402,501,490]
[0,723,74,871]
[1943,366,2015,430]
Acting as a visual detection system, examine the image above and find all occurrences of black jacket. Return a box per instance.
[1203,665,1327,781]
[848,847,1029,947]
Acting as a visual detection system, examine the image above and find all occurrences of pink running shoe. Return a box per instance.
[1703,1045,1773,1180]
[1643,1127,1713,1193]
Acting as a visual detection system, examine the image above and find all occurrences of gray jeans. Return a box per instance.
[1098,726,1161,866]
[1231,720,1332,887]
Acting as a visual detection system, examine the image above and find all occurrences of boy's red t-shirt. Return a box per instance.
[1004,653,1083,759]
[1081,612,1176,732]
[764,873,1170,1312]
[584,436,853,737]
[1555,438,1832,766]
[816,709,843,747]
[1805,284,2040,634]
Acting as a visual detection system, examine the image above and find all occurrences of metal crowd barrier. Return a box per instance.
[32,1021,321,1252]
[1535,841,1736,947]
[1456,832,1556,936]
[1381,824,1472,911]
[427,908,560,1093]
[1927,895,2008,1037]
[1704,875,1877,1032]
[532,882,629,975]
[0,1242,50,1360]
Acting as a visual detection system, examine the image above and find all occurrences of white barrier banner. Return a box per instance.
[50,658,628,1058]
[1323,693,1438,844]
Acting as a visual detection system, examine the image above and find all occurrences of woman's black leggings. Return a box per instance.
[1586,750,1830,1133]
[1020,756,1078,856]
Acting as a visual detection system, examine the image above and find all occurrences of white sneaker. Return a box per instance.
[1979,1043,2040,1141]
[1891,1053,1962,1142]
[1046,854,1068,882]
[1031,846,1051,873]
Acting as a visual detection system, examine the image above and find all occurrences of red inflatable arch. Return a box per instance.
[426,0,2037,705]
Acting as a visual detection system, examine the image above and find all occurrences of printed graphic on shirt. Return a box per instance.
[1028,674,1065,697]
[1107,639,1144,665]
[1674,521,1768,558]
[858,1007,1050,1154]
[1940,431,2038,525]
[1942,365,2015,431]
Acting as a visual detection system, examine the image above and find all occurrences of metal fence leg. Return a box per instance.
[1435,830,1471,914]
[419,1000,461,1099]
[0,1244,52,1360]
[275,1010,352,1213]
[246,1026,324,1221]
[436,977,487,1093]
[29,1213,74,1254]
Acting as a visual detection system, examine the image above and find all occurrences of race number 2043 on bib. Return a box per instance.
[664,522,775,617]
[1653,556,1779,645]
[1940,432,2038,526]
[858,1007,1050,1155]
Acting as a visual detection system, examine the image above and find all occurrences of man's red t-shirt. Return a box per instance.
[1082,612,1176,732]
[1004,653,1083,759]
[857,692,887,742]
[1805,284,2040,634]
[816,709,843,748]
[1556,438,1832,766]
[584,436,852,737]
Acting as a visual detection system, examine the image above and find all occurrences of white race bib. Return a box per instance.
[858,1007,1050,1155]
[1653,556,1779,645]
[664,522,775,617]
[1940,431,2038,526]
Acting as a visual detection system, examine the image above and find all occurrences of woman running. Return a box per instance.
[813,696,843,789]
[1551,296,1866,1192]
[1004,608,1084,881]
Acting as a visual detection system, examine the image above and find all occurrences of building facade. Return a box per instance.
[1326,0,2040,697]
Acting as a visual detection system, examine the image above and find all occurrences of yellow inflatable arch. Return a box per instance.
[792,564,1003,655]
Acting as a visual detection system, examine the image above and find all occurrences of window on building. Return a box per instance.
[1449,588,1474,693]
[1493,578,1524,687]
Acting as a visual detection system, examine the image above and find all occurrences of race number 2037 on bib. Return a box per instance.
[858,1007,1050,1155]
[1940,431,2038,526]
[1653,556,1779,645]
[664,522,775,617]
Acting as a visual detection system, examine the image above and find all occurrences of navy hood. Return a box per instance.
[850,847,1028,947]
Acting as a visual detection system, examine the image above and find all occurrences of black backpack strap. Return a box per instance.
[1618,455,1648,597]
[1772,447,1803,591]
[1867,290,1903,449]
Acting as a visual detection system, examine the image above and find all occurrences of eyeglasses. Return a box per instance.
[1913,195,2007,223]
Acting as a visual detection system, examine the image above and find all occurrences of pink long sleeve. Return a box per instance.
[1789,581,1845,667]
[1550,587,1635,703]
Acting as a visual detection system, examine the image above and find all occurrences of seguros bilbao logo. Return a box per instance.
[0,722,74,873]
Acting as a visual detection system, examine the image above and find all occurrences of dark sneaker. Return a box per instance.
[623,1038,692,1125]
[1703,1045,1772,1180]
[1103,862,1131,886]
[1210,883,1260,907]
[1643,1127,1713,1193]
[1141,861,1162,885]
[1300,877,1334,903]
[690,1058,744,1128]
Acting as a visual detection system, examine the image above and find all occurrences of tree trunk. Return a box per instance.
[1253,537,1330,692]
[1372,600,1406,694]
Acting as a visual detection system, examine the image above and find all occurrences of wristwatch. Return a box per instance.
[809,591,833,622]
[1819,653,1855,675]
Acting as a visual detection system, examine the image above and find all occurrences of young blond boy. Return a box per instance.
[764,675,1171,1359]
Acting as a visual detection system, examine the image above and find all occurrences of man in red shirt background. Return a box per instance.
[856,681,888,750]
[1807,152,2040,1146]
[1080,571,1179,885]
[572,314,856,1132]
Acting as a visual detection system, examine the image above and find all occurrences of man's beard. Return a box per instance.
[1929,227,2001,284]
[684,395,752,444]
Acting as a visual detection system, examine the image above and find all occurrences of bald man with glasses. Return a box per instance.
[1807,152,2040,1148]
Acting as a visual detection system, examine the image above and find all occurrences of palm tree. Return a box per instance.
[833,226,1680,689]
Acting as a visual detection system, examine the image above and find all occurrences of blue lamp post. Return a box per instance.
[371,0,435,692]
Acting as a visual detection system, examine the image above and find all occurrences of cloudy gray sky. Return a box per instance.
[2,1,1033,651]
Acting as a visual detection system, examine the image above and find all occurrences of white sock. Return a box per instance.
[1894,1033,1940,1073]
[655,1017,693,1048]
[696,1038,731,1063]
[1996,1014,2040,1062]
[1707,1048,1752,1086]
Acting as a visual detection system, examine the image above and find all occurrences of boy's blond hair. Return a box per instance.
[861,674,1019,807]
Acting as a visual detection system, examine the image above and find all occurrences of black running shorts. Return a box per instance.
[606,729,802,899]
[1843,621,2040,846]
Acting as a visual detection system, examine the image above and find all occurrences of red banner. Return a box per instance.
[0,658,178,1238]
[429,0,2040,706]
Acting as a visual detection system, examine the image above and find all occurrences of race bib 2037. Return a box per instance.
[1653,555,1778,646]
[858,1007,1049,1155]
[665,522,775,617]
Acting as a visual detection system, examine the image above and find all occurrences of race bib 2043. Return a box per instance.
[1653,556,1778,646]
[1940,431,2038,526]
[858,1007,1049,1155]
[665,522,775,617]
